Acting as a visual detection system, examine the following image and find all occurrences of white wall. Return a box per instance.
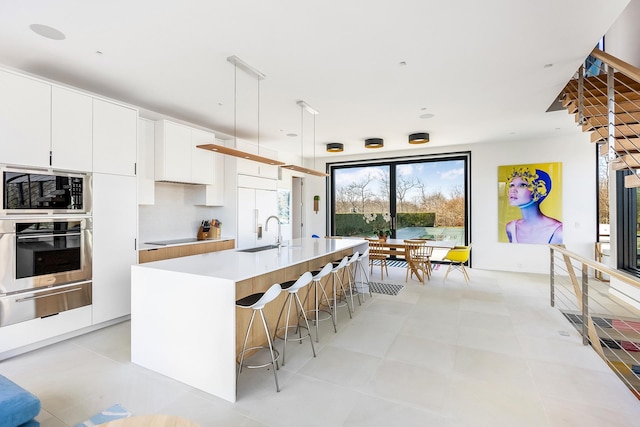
[605,0,640,67]
[138,182,222,243]
[305,120,596,274]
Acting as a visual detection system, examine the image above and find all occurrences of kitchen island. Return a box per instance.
[130,237,367,402]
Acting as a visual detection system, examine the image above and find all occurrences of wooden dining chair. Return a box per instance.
[404,239,433,284]
[365,238,388,280]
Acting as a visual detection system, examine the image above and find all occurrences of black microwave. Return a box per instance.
[1,167,91,215]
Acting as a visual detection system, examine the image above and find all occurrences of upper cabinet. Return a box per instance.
[93,98,138,176]
[137,118,155,205]
[234,139,279,179]
[154,120,215,185]
[51,86,93,171]
[0,70,51,168]
[0,69,137,174]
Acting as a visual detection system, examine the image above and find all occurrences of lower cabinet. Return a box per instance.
[92,173,137,324]
[138,239,235,263]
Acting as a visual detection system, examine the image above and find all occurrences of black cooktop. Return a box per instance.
[145,238,200,246]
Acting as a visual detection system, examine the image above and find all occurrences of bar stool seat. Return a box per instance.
[236,283,282,392]
[273,272,316,366]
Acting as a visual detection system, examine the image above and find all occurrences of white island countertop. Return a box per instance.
[136,237,366,282]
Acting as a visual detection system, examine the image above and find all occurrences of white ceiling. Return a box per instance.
[0,0,630,160]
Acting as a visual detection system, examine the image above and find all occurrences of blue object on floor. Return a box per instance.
[312,234,319,238]
[0,374,41,427]
[74,403,132,427]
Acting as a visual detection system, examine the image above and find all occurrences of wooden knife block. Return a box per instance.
[197,227,212,240]
[197,226,220,240]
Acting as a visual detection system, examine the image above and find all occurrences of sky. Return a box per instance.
[333,159,465,201]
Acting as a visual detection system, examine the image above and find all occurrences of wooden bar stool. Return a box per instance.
[236,283,282,392]
[273,272,316,366]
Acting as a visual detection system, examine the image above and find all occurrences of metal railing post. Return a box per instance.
[578,64,584,124]
[550,246,555,307]
[581,262,589,346]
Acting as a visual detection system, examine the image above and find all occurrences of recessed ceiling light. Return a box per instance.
[29,24,65,40]
[544,63,553,68]
[286,133,298,137]
[399,61,407,66]
[95,51,103,55]
[419,113,435,119]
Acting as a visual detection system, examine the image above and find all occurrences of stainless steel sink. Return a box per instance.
[237,244,280,253]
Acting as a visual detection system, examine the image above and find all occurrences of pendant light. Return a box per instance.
[281,100,329,177]
[197,55,285,166]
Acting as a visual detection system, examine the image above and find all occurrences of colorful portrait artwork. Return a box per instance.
[497,162,563,244]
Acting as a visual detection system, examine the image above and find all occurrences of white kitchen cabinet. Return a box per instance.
[51,86,93,171]
[0,70,51,168]
[235,139,279,179]
[195,150,225,206]
[92,173,137,324]
[155,120,191,182]
[137,118,155,205]
[191,128,215,184]
[237,175,278,249]
[93,98,137,176]
[155,120,215,184]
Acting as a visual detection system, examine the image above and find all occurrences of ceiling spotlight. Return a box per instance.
[419,113,435,119]
[326,143,344,152]
[408,132,430,144]
[29,24,66,40]
[365,138,384,149]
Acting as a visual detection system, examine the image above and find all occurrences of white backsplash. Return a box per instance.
[138,182,221,243]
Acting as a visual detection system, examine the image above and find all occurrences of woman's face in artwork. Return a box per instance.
[508,176,533,206]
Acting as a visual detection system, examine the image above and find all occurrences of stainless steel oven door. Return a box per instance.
[0,218,92,295]
[0,281,92,327]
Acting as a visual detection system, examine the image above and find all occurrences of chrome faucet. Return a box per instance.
[265,215,282,247]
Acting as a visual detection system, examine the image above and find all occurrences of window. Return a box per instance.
[616,169,640,274]
[327,153,470,246]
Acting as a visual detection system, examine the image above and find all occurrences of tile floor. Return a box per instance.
[2,265,640,426]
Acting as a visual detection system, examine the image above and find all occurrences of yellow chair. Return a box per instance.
[442,244,472,284]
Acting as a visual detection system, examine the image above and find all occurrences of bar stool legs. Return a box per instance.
[302,263,335,343]
[236,283,282,393]
[273,272,316,366]
[330,256,353,325]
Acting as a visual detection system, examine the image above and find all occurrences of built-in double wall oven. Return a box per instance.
[0,167,92,327]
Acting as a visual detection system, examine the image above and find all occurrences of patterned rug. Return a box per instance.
[372,259,407,268]
[368,282,405,296]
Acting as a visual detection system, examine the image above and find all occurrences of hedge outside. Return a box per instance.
[334,212,436,236]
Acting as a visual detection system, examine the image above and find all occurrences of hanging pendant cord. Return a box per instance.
[233,64,237,146]
[257,78,260,155]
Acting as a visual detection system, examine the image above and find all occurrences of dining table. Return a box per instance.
[378,238,457,282]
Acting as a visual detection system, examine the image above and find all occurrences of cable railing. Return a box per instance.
[550,244,640,398]
[562,48,640,187]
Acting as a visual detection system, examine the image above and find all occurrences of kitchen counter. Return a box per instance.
[137,237,362,281]
[130,237,368,403]
[138,237,232,251]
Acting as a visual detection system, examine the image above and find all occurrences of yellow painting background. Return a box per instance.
[497,162,563,243]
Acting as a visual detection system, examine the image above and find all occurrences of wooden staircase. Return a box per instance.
[560,49,640,187]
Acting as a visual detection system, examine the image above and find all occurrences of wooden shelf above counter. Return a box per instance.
[138,239,235,263]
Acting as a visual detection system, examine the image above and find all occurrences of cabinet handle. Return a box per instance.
[255,209,259,233]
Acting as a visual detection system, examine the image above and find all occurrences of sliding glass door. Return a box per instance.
[329,153,469,246]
